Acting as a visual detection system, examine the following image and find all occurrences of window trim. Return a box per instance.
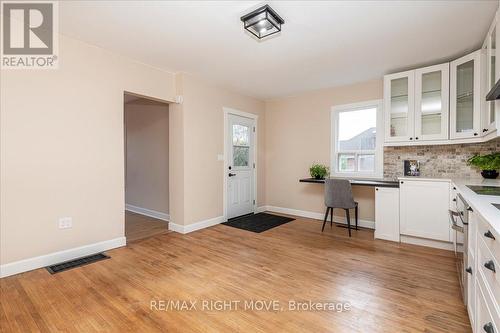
[331,100,384,179]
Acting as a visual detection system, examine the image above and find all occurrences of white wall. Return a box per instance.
[125,99,169,215]
[0,35,176,266]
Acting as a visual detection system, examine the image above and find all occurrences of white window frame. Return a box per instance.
[331,100,384,179]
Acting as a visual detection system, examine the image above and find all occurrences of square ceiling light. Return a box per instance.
[241,5,285,39]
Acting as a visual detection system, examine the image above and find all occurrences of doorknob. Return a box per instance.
[228,173,236,177]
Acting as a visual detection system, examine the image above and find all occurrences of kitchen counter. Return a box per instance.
[451,178,500,234]
[299,177,399,188]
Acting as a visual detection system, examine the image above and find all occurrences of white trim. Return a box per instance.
[168,216,224,234]
[331,99,384,179]
[223,107,258,221]
[125,204,169,221]
[260,205,375,229]
[400,235,454,251]
[0,237,126,278]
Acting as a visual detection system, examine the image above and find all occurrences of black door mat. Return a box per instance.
[46,253,110,274]
[222,213,294,233]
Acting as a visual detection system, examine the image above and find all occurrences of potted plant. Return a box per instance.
[309,164,329,180]
[467,153,500,179]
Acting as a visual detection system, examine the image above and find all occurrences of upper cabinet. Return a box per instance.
[384,64,449,143]
[384,71,415,142]
[483,18,497,134]
[450,50,482,139]
[415,63,449,141]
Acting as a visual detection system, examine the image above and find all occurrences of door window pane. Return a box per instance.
[338,154,355,172]
[390,77,408,137]
[456,60,474,133]
[358,154,375,172]
[233,146,249,167]
[421,71,442,135]
[233,125,249,145]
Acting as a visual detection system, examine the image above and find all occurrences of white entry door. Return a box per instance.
[227,114,255,219]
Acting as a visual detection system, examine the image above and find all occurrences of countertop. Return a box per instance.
[451,178,500,234]
[299,177,399,188]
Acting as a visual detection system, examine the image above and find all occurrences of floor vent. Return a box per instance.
[46,253,110,274]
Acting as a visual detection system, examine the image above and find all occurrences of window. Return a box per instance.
[331,100,383,178]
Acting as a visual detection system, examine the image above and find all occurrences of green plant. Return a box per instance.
[467,152,500,170]
[309,164,329,179]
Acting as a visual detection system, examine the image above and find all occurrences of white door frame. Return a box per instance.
[223,107,258,221]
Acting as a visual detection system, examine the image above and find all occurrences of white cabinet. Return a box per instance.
[384,70,415,143]
[415,63,450,141]
[483,18,497,135]
[399,180,451,242]
[384,65,450,144]
[450,50,482,139]
[374,187,400,242]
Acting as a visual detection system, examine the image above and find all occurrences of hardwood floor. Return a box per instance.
[0,214,470,332]
[125,211,169,242]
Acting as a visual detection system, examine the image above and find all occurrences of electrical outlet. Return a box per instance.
[58,217,72,229]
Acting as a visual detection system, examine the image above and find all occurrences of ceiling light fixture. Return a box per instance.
[241,5,284,40]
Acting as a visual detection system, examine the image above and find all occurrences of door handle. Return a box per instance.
[484,260,496,273]
[484,230,496,240]
[228,173,236,177]
[483,322,494,333]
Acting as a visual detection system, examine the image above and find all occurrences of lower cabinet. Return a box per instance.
[399,179,451,242]
[468,209,500,333]
[374,187,400,242]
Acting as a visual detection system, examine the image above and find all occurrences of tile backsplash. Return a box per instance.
[383,138,500,179]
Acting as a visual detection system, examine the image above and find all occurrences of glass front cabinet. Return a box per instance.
[415,63,449,141]
[483,19,497,134]
[450,50,482,140]
[384,71,415,143]
[384,64,449,143]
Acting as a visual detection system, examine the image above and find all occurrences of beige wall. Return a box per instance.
[264,80,383,221]
[0,35,176,264]
[172,73,266,226]
[125,99,169,214]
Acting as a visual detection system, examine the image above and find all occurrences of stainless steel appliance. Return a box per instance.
[449,193,470,305]
[466,185,500,196]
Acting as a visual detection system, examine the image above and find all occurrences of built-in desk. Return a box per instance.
[299,176,401,242]
[299,177,399,188]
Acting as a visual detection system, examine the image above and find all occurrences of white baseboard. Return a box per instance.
[260,205,375,229]
[255,206,267,213]
[400,235,454,251]
[168,216,224,234]
[0,237,126,278]
[125,204,169,222]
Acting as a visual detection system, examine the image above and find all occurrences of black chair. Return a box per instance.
[322,179,358,237]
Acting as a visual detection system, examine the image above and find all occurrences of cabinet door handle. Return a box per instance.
[465,267,472,274]
[483,128,489,133]
[483,322,494,333]
[474,132,478,136]
[484,230,496,240]
[415,137,419,140]
[409,137,413,140]
[484,260,496,273]
[228,173,236,177]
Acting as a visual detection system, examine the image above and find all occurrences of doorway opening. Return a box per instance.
[223,108,258,221]
[124,92,170,242]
